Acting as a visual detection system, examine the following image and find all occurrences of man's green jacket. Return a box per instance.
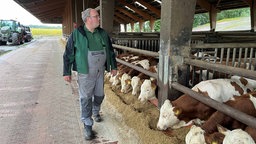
[63,25,117,76]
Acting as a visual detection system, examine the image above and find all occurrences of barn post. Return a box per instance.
[249,0,256,31]
[209,5,217,32]
[100,0,115,35]
[158,0,197,107]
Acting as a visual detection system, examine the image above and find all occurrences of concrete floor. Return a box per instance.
[0,37,140,144]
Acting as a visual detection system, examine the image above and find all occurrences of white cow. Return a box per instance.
[185,125,206,144]
[185,125,255,144]
[120,73,131,93]
[219,126,255,144]
[138,79,157,102]
[131,76,142,96]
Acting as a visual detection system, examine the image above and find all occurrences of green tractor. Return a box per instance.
[0,19,25,45]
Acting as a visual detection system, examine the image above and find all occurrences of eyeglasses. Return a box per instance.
[90,15,100,19]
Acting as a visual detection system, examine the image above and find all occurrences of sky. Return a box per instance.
[0,0,60,26]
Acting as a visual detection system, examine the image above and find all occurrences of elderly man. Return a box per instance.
[63,8,117,140]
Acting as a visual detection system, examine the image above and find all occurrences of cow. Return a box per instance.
[157,76,256,130]
[138,78,157,103]
[111,66,131,87]
[218,125,255,144]
[202,92,256,134]
[131,73,150,96]
[117,53,158,93]
[131,66,157,96]
[185,125,255,144]
[185,125,207,144]
[185,92,256,144]
[245,126,256,142]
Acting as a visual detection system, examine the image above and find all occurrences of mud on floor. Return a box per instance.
[104,81,190,144]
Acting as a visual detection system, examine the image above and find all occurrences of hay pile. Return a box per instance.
[104,81,190,144]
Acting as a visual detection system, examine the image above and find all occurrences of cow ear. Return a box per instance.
[173,107,182,116]
[151,83,157,90]
[126,79,131,84]
[217,124,228,135]
[211,141,218,144]
[197,88,202,93]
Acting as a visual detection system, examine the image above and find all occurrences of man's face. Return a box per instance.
[88,9,100,29]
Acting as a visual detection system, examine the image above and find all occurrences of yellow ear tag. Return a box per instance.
[212,141,218,144]
[174,109,181,116]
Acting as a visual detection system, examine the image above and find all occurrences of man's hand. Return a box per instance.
[64,75,72,83]
[111,70,117,76]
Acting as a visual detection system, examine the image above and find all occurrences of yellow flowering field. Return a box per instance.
[31,28,62,36]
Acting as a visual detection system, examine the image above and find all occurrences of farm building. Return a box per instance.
[13,0,256,143]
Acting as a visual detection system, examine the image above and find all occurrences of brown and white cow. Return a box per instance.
[185,91,256,144]
[245,126,256,142]
[220,126,255,144]
[202,92,256,134]
[131,66,157,96]
[185,125,255,144]
[119,54,158,93]
[157,76,256,130]
[138,78,157,103]
[131,73,150,96]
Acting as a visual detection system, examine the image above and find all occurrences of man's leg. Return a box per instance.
[92,70,105,122]
[77,73,95,140]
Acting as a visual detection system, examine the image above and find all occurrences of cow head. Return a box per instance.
[157,100,180,130]
[218,125,255,144]
[185,125,207,144]
[120,73,131,93]
[138,79,156,102]
[137,59,150,70]
[131,76,141,96]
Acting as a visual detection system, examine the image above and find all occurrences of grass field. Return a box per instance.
[193,17,250,31]
[31,28,62,36]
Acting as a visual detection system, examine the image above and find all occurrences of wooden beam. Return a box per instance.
[115,15,128,23]
[115,12,134,23]
[209,5,217,31]
[197,0,211,12]
[30,5,65,14]
[114,17,125,24]
[36,9,63,18]
[116,7,142,22]
[24,0,65,8]
[135,0,161,17]
[150,19,155,32]
[243,0,252,6]
[118,0,152,20]
[250,0,256,31]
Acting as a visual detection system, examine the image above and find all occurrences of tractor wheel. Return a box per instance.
[12,33,20,45]
[0,41,7,45]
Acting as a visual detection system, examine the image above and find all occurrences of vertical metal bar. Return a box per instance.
[226,48,230,66]
[232,48,236,67]
[254,50,256,70]
[243,48,248,69]
[238,48,242,67]
[149,40,152,51]
[192,66,196,86]
[248,48,253,70]
[139,39,142,50]
[220,48,224,63]
[214,48,218,63]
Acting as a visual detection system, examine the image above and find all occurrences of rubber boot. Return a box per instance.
[84,124,95,140]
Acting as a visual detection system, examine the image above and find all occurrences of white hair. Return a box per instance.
[81,8,92,22]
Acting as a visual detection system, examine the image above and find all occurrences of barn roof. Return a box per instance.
[13,0,250,24]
